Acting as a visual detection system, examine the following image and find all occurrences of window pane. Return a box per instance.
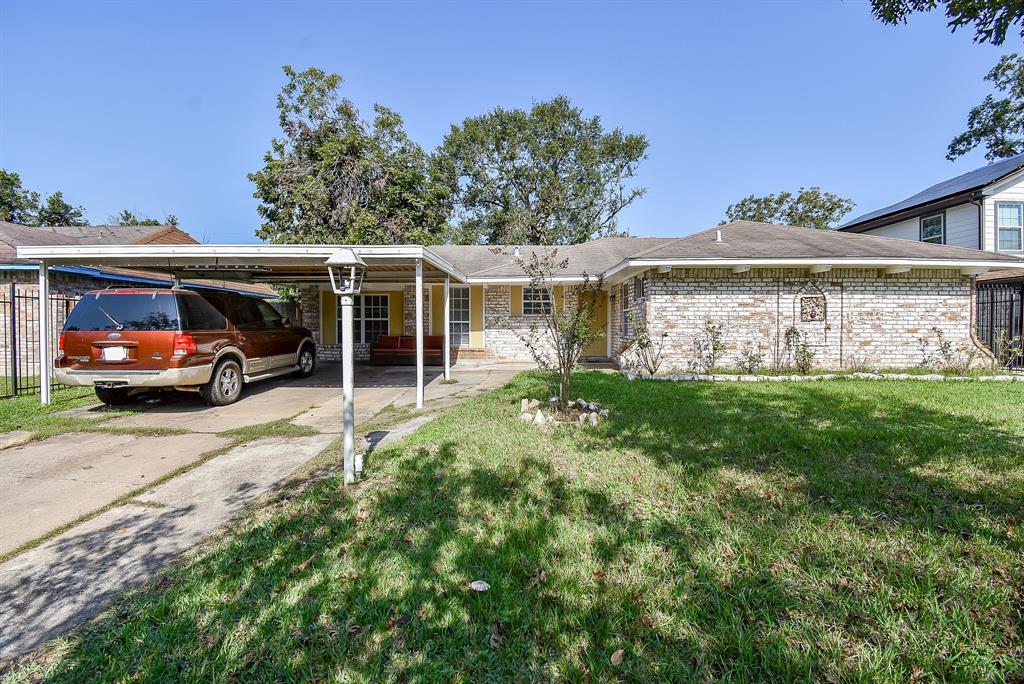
[448,287,470,346]
[523,287,552,315]
[363,319,388,345]
[921,214,943,243]
[999,227,1023,251]
[997,203,1022,228]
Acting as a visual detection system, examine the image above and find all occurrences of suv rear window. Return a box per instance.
[64,293,180,332]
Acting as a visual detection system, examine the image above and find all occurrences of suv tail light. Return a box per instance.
[58,332,65,355]
[173,333,197,356]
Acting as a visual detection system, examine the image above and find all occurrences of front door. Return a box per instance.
[581,290,608,357]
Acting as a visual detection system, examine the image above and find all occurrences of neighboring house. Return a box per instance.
[289,221,1021,370]
[0,221,273,297]
[837,152,1024,257]
[0,222,275,394]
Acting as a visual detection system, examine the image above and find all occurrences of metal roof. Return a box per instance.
[840,152,1024,229]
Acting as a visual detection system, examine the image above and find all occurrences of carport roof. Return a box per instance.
[15,243,469,284]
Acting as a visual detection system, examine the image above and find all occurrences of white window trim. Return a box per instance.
[522,286,552,316]
[336,293,389,344]
[919,212,945,245]
[449,284,470,347]
[995,201,1024,253]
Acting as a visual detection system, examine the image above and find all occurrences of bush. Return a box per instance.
[692,321,725,374]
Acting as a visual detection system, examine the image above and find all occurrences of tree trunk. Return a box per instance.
[559,372,570,412]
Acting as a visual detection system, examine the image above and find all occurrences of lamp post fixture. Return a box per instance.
[326,249,366,484]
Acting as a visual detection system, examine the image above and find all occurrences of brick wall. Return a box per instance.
[623,267,984,372]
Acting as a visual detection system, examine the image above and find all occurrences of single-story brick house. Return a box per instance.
[285,221,1022,370]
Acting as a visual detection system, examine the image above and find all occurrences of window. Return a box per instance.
[178,294,227,331]
[449,286,470,346]
[64,293,180,332]
[997,202,1023,252]
[620,283,629,337]
[634,276,645,300]
[336,294,389,344]
[522,287,552,315]
[920,212,945,244]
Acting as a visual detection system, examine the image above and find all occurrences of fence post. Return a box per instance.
[9,282,17,396]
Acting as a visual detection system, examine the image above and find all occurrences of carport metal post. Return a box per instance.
[443,276,450,381]
[38,260,52,406]
[415,258,424,408]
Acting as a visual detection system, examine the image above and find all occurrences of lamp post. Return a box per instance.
[326,249,366,485]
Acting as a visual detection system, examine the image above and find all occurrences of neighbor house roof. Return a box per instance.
[0,222,274,297]
[839,152,1024,232]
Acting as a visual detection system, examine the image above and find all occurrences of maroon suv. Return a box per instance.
[57,288,316,406]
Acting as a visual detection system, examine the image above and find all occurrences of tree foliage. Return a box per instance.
[723,187,855,230]
[871,0,1024,45]
[0,169,40,224]
[113,209,178,226]
[947,53,1024,161]
[433,96,648,245]
[35,191,88,226]
[249,66,449,245]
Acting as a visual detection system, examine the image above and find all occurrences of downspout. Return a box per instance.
[969,275,996,367]
[970,191,984,250]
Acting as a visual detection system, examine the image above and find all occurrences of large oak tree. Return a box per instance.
[723,187,855,230]
[249,66,449,245]
[433,96,648,245]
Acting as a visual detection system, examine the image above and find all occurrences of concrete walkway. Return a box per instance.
[0,361,526,660]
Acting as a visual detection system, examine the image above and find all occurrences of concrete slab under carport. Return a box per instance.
[0,431,230,555]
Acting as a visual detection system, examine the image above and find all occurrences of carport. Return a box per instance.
[16,243,468,483]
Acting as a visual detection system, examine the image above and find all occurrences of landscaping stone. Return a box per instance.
[533,410,545,426]
[600,409,609,418]
[587,412,598,426]
[577,413,587,424]
[518,412,534,423]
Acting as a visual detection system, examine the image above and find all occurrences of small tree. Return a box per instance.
[624,311,668,377]
[989,329,1022,371]
[497,247,603,411]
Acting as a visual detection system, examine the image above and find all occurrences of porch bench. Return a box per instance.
[370,335,445,365]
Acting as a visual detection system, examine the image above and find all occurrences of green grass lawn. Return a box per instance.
[6,373,1023,682]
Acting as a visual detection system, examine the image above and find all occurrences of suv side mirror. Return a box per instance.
[282,317,291,327]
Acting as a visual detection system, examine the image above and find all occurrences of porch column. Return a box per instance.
[443,276,451,381]
[340,293,356,484]
[415,258,424,408]
[38,260,51,406]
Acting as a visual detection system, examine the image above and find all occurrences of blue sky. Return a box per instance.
[0,0,1019,243]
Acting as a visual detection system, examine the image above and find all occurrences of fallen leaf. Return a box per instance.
[527,568,548,589]
[355,509,369,523]
[294,554,316,574]
[592,569,606,582]
[387,612,412,630]
[470,580,490,592]
[490,622,504,650]
[611,649,625,666]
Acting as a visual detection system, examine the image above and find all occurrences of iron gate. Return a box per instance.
[977,282,1024,369]
[0,283,80,398]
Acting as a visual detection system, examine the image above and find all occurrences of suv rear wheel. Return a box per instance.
[94,386,134,406]
[293,344,316,378]
[201,358,243,406]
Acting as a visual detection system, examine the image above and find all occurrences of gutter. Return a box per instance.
[971,191,984,250]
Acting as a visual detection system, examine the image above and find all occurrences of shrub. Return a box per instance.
[692,320,725,374]
[624,311,668,377]
[737,344,764,374]
[919,327,978,375]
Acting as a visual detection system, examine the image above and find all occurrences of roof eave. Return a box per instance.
[838,190,979,233]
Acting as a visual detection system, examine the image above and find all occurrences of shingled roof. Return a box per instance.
[0,222,196,264]
[431,221,1021,281]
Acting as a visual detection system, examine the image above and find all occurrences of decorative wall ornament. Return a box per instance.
[800,295,827,322]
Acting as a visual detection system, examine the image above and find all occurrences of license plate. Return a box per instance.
[101,346,127,362]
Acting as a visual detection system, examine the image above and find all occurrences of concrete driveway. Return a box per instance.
[0,360,527,659]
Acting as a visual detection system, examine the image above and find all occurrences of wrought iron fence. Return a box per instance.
[0,283,80,398]
[977,282,1024,369]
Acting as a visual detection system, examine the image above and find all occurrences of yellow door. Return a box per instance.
[582,290,608,357]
